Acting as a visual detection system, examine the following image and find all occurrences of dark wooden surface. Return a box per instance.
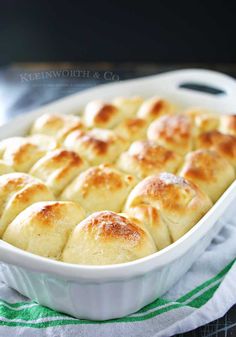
[0,63,236,337]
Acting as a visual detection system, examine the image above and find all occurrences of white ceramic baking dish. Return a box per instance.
[0,69,236,321]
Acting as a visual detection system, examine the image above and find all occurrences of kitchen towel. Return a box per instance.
[0,202,235,337]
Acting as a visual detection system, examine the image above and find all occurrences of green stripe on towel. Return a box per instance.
[0,258,234,327]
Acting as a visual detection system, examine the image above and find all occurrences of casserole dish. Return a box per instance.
[0,69,236,320]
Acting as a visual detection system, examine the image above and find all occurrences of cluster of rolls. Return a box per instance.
[0,96,235,265]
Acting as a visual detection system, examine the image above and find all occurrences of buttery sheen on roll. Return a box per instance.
[147,115,194,155]
[61,164,137,214]
[117,140,182,179]
[63,128,128,165]
[125,172,212,243]
[179,149,235,203]
[196,130,236,168]
[30,149,88,196]
[30,113,85,142]
[83,100,124,129]
[0,135,57,172]
[62,211,156,265]
[3,201,85,259]
[137,97,172,122]
[0,173,54,237]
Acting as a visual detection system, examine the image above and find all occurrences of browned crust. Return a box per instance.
[81,211,143,241]
[181,150,224,182]
[0,173,34,190]
[79,165,124,197]
[134,173,199,213]
[129,141,177,168]
[148,99,168,118]
[34,114,84,139]
[150,115,191,144]
[34,202,64,226]
[121,118,146,132]
[71,130,110,155]
[83,137,109,155]
[225,115,236,132]
[8,143,39,164]
[46,149,83,166]
[93,104,118,124]
[198,130,236,159]
[13,183,50,203]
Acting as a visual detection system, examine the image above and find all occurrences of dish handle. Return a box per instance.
[160,69,236,99]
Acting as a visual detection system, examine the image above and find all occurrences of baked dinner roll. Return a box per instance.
[0,135,57,172]
[3,201,85,260]
[61,164,137,214]
[63,128,128,165]
[0,160,14,175]
[184,108,219,134]
[62,211,156,265]
[147,115,194,155]
[194,114,219,134]
[184,107,208,121]
[125,173,212,242]
[196,130,236,168]
[137,96,172,122]
[115,117,148,142]
[0,173,54,237]
[117,140,182,179]
[220,115,236,136]
[30,113,85,142]
[125,205,171,250]
[113,96,144,117]
[30,149,89,196]
[179,149,235,203]
[83,100,123,129]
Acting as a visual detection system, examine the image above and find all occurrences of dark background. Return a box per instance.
[0,0,236,65]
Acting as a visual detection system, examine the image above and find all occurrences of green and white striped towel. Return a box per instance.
[0,202,235,337]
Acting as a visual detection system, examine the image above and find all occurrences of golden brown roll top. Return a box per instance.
[30,149,89,196]
[147,115,194,155]
[83,100,124,129]
[0,173,54,237]
[63,128,128,165]
[30,113,85,142]
[137,96,172,122]
[194,114,219,134]
[117,140,182,179]
[220,115,236,136]
[125,173,212,244]
[179,149,235,203]
[61,164,137,214]
[115,117,148,142]
[3,201,85,259]
[62,211,156,265]
[184,108,220,134]
[113,96,144,117]
[0,135,57,172]
[196,130,236,168]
